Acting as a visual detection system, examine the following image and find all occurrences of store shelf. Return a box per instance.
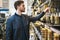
[40,21,60,35]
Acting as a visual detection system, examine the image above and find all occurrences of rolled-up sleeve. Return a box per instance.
[6,18,13,40]
[29,12,45,22]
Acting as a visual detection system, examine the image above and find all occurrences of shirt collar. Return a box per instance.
[15,13,22,17]
[15,11,22,17]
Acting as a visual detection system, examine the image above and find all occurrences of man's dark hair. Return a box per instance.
[14,1,24,10]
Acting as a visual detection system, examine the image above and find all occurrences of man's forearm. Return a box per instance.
[36,12,45,20]
[29,12,45,22]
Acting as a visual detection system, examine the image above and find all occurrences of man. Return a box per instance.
[6,1,49,40]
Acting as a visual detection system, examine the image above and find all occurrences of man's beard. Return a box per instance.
[20,9,25,12]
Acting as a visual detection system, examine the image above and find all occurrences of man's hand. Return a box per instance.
[43,7,50,12]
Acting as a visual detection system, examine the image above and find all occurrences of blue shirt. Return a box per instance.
[6,12,45,40]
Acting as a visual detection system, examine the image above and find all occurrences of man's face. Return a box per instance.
[18,3,25,12]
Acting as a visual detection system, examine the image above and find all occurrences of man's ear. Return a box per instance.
[17,5,20,9]
[17,6,19,9]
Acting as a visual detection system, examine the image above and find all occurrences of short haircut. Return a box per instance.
[14,1,24,10]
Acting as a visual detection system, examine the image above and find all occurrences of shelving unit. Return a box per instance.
[29,0,60,40]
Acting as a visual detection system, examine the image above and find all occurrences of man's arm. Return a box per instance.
[6,18,13,40]
[29,7,49,22]
[29,12,45,22]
